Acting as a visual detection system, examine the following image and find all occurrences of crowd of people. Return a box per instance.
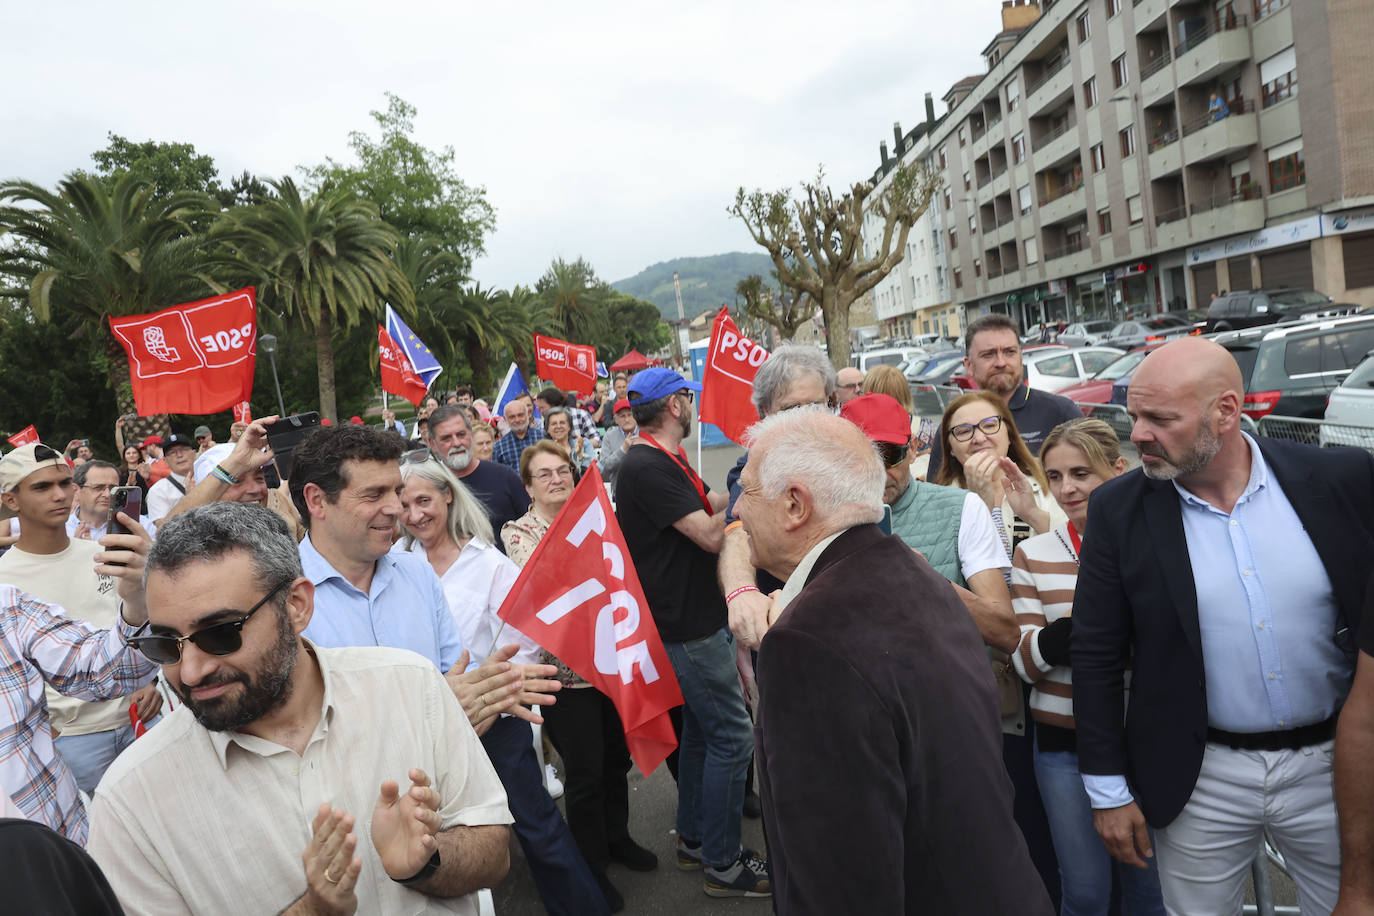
[1,319,1372,916]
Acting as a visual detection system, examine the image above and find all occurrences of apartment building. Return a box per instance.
[866,0,1374,334]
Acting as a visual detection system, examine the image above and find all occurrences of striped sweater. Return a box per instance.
[1009,525,1079,735]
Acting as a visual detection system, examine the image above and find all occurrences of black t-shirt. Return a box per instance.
[927,384,1083,479]
[615,445,727,643]
[1361,569,1374,657]
[459,460,530,553]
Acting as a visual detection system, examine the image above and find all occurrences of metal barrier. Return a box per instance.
[1078,403,1133,439]
[1258,414,1374,452]
[910,384,964,419]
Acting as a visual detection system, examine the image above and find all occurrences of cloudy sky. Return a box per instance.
[2,0,1003,289]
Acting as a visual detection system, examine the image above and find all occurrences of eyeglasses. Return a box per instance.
[81,484,115,493]
[128,579,291,665]
[838,383,862,393]
[401,447,435,465]
[677,390,695,404]
[950,416,1003,442]
[532,465,574,483]
[877,442,911,468]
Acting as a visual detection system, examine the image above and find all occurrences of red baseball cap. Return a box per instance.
[141,435,163,448]
[612,398,632,414]
[349,416,364,425]
[840,393,911,446]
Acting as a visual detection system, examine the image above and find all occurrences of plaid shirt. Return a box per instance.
[492,427,542,470]
[565,407,601,448]
[0,586,154,843]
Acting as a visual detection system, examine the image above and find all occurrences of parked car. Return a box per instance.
[1022,346,1126,393]
[1057,319,1116,348]
[1099,315,1195,350]
[1213,314,1374,419]
[903,350,963,381]
[911,353,968,385]
[1320,349,1374,449]
[1205,288,1361,332]
[1058,342,1168,409]
[856,346,928,374]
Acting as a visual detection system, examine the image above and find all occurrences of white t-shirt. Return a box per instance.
[145,473,191,522]
[956,491,1013,581]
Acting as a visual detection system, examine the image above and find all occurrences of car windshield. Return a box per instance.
[916,355,965,380]
[1272,290,1331,308]
[1094,350,1148,380]
[1344,352,1374,388]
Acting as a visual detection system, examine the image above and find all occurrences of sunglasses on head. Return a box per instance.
[401,447,435,465]
[128,579,292,665]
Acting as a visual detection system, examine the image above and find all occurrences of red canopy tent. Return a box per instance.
[609,349,657,372]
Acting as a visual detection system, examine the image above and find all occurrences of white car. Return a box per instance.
[1023,346,1126,393]
[1320,351,1374,449]
[1057,320,1116,348]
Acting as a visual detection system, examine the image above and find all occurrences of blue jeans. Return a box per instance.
[55,721,152,795]
[663,627,753,869]
[1034,739,1166,916]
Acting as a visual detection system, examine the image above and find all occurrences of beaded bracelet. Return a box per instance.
[211,464,240,486]
[725,585,760,604]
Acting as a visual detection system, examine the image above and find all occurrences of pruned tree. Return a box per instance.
[735,274,806,343]
[729,162,941,368]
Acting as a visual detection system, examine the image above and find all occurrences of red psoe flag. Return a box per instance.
[379,326,429,407]
[496,465,682,776]
[699,309,770,444]
[6,425,39,448]
[534,334,597,394]
[109,288,257,416]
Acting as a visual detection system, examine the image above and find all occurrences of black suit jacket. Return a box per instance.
[1072,438,1374,827]
[756,524,1053,916]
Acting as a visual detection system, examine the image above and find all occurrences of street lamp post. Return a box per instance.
[259,333,287,417]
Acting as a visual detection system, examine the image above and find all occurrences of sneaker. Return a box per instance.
[608,838,659,872]
[703,849,771,898]
[675,836,702,871]
[544,764,564,800]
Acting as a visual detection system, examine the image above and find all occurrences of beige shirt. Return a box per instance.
[87,643,512,915]
[0,539,127,736]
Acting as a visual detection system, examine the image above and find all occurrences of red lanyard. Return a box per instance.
[1066,522,1083,555]
[639,433,714,516]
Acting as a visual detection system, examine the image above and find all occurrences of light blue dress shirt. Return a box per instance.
[299,533,465,672]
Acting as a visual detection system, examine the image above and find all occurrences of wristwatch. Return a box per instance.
[394,850,441,887]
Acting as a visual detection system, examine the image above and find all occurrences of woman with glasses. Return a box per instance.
[1010,419,1165,916]
[934,391,1066,554]
[543,408,595,479]
[503,441,656,911]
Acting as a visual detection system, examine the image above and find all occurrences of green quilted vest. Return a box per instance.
[889,479,970,587]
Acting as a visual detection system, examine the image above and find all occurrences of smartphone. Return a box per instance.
[107,486,142,540]
[264,412,321,482]
[263,461,282,491]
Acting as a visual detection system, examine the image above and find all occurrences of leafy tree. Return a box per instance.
[597,290,671,360]
[304,93,495,277]
[218,177,412,422]
[218,171,272,208]
[729,162,940,367]
[0,174,226,438]
[535,256,607,344]
[734,274,809,342]
[83,133,223,201]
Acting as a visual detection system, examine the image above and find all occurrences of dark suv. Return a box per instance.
[1205,288,1359,332]
[1213,315,1374,418]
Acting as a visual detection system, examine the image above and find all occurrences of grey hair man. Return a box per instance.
[87,502,513,916]
[720,343,837,650]
[738,407,1053,915]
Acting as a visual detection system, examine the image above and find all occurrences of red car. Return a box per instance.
[1057,342,1166,413]
[949,343,1070,390]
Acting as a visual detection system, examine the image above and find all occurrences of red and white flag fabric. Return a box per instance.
[534,334,597,394]
[496,465,681,776]
[232,402,252,423]
[699,309,770,444]
[379,326,429,407]
[109,288,257,416]
[6,425,39,449]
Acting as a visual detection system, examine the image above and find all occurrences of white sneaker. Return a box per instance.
[545,764,564,799]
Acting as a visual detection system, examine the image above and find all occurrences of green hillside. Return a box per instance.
[610,252,777,320]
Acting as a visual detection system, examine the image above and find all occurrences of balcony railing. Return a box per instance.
[997,212,1014,227]
[1175,13,1248,60]
[1044,237,1088,260]
[1140,49,1172,80]
[1038,178,1085,206]
[1026,55,1070,95]
[1181,97,1251,137]
[1149,126,1180,151]
[990,164,1008,180]
[1190,185,1263,214]
[1033,119,1076,150]
[977,173,993,189]
[987,114,1003,131]
[1155,205,1188,226]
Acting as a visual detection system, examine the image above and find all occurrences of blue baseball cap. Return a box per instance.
[626,368,702,405]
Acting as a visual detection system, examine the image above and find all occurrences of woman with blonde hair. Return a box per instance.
[861,364,914,413]
[1010,418,1164,915]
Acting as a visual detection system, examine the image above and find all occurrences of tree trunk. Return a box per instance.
[314,313,338,423]
[464,335,492,397]
[103,325,170,442]
[824,289,852,369]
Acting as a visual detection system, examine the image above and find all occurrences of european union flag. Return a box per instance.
[384,305,443,390]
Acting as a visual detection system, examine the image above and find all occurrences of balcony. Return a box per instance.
[991,165,1012,199]
[1188,191,1265,240]
[1175,16,1251,88]
[1027,58,1075,118]
[1043,236,1093,275]
[1139,49,1174,106]
[1133,0,1169,32]
[1037,180,1086,227]
[1182,103,1258,164]
[1147,128,1182,177]
[1034,121,1080,169]
[1154,205,1190,248]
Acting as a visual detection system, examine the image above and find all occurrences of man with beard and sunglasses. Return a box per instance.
[1071,337,1374,915]
[86,502,514,915]
[424,406,528,551]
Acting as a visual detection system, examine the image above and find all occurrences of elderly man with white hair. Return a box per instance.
[736,406,1054,915]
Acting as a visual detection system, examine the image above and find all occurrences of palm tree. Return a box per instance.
[396,236,483,392]
[535,256,607,344]
[219,177,412,421]
[0,174,224,435]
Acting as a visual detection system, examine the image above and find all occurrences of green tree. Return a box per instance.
[218,177,412,422]
[83,133,223,201]
[0,174,226,437]
[729,162,940,367]
[535,256,607,344]
[304,93,495,277]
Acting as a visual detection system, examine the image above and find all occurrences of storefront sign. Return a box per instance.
[1187,216,1321,265]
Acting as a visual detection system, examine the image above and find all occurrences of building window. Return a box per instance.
[963,171,971,191]
[1077,11,1092,41]
[974,258,982,278]
[1006,79,1020,113]
[1254,0,1290,20]
[1268,140,1306,191]
[1098,207,1113,234]
[1024,236,1039,264]
[1083,77,1098,108]
[1012,132,1026,163]
[1119,125,1137,157]
[950,228,959,249]
[939,146,947,170]
[954,268,963,289]
[1090,142,1107,172]
[1231,161,1256,199]
[970,214,978,233]
[1128,195,1144,225]
[943,188,952,210]
[1112,54,1130,89]
[960,127,967,147]
[1106,0,1122,17]
[1260,47,1298,108]
[1018,184,1033,215]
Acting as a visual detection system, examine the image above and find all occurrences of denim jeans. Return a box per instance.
[663,627,754,869]
[55,722,145,795]
[1034,739,1166,916]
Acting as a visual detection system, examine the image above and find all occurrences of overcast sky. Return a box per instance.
[2,0,1003,290]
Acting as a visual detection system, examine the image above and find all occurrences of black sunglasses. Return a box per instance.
[128,579,292,665]
[877,442,911,468]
